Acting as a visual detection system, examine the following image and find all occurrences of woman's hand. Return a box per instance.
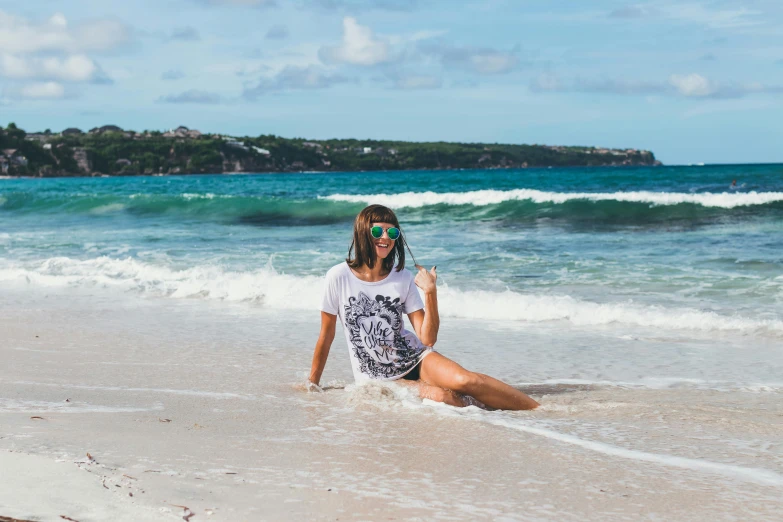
[306,380,324,393]
[414,265,438,295]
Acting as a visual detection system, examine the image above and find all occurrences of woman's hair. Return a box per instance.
[346,204,406,273]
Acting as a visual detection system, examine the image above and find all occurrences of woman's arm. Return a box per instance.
[409,265,439,347]
[309,311,337,386]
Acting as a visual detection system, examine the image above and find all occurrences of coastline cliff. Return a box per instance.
[1,123,661,178]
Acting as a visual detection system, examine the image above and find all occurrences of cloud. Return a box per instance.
[319,17,390,66]
[161,69,185,80]
[0,53,110,83]
[532,72,783,99]
[386,29,448,46]
[158,89,223,104]
[4,81,67,99]
[431,45,519,75]
[0,10,131,54]
[668,73,716,96]
[171,26,201,41]
[265,25,289,40]
[0,10,122,100]
[243,65,352,98]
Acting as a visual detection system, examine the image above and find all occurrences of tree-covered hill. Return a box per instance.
[0,123,660,177]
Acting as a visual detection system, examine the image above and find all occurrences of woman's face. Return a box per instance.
[371,221,396,260]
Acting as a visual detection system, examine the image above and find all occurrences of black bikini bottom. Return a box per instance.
[402,360,422,381]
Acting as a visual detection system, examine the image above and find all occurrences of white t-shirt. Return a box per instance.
[320,262,431,382]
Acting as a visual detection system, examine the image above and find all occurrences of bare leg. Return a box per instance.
[397,379,466,407]
[419,352,539,411]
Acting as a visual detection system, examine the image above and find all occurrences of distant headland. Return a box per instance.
[0,123,661,178]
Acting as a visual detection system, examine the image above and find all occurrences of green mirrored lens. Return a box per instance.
[387,227,400,240]
[370,226,383,238]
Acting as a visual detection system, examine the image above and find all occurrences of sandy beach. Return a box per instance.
[1,285,781,521]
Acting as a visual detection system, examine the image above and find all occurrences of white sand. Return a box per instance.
[1,287,781,521]
[0,451,165,521]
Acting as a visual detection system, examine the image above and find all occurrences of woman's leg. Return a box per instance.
[419,352,539,410]
[396,379,466,407]
[418,381,466,407]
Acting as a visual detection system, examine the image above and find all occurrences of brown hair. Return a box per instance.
[346,204,406,273]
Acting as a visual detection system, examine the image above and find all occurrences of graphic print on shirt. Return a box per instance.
[343,292,419,379]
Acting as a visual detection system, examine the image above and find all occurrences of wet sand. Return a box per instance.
[1,287,781,521]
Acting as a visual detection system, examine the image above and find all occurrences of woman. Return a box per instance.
[308,204,539,410]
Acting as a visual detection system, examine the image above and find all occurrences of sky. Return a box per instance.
[1,0,782,165]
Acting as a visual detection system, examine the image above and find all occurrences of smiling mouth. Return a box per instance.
[375,242,390,248]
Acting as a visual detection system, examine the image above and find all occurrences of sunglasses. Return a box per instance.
[370,226,400,240]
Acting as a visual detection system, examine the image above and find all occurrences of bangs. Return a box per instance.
[366,206,399,226]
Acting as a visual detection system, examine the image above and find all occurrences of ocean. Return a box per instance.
[2,164,782,338]
[1,164,782,519]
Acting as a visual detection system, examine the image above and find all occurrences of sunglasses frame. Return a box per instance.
[370,225,400,240]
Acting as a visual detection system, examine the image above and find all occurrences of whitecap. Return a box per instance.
[323,189,783,209]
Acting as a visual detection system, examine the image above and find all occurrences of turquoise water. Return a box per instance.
[1,164,782,335]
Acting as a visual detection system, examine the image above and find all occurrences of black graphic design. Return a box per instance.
[344,292,421,379]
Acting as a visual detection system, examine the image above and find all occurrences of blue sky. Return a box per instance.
[1,0,782,165]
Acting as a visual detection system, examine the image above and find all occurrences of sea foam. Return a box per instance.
[486,415,783,487]
[1,256,781,336]
[323,189,783,209]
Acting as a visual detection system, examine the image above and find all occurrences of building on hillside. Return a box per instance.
[226,139,249,151]
[362,147,372,154]
[163,126,202,139]
[12,155,28,167]
[61,128,84,136]
[0,155,8,174]
[25,133,48,142]
[1,149,26,166]
[43,143,52,150]
[252,146,271,156]
[89,125,123,134]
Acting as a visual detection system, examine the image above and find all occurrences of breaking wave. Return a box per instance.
[323,189,783,209]
[2,188,782,227]
[1,256,780,336]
